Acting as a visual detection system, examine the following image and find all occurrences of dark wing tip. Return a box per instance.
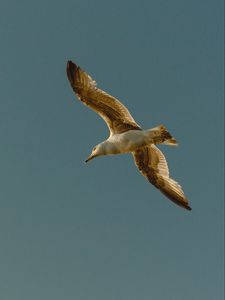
[185,205,192,211]
[173,202,192,211]
[161,189,192,211]
[66,60,79,85]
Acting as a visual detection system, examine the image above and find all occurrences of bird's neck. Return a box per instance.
[102,140,120,155]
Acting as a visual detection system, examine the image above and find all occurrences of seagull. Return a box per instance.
[66,61,191,211]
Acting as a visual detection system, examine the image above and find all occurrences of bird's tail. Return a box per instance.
[147,125,178,146]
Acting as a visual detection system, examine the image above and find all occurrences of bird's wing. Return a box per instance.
[132,145,191,210]
[66,61,141,135]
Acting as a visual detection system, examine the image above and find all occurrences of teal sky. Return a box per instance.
[0,0,224,299]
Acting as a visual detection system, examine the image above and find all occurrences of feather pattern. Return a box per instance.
[67,60,191,211]
[67,61,141,135]
[133,145,191,210]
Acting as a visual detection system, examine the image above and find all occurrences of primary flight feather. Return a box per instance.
[66,60,191,211]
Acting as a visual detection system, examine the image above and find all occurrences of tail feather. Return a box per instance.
[149,125,178,146]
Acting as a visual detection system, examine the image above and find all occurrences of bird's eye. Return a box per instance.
[93,147,96,151]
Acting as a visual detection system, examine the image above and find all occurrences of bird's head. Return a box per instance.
[85,143,105,163]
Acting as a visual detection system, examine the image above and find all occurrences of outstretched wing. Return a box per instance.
[133,145,191,210]
[66,61,141,135]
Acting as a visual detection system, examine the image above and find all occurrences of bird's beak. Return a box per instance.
[85,155,95,163]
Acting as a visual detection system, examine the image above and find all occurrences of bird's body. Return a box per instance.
[94,126,177,156]
[66,60,192,211]
[105,130,148,154]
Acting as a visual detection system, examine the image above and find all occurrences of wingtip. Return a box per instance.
[66,60,78,83]
[182,203,192,211]
[186,205,192,211]
[67,60,77,67]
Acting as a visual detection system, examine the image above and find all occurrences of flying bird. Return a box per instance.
[66,61,191,211]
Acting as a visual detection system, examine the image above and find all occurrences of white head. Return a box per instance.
[85,143,105,163]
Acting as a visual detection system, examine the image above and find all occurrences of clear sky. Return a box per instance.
[0,0,224,299]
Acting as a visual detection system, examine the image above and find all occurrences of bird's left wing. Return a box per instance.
[66,61,141,135]
[132,145,191,210]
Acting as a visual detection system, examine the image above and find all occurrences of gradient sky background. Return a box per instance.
[0,0,224,299]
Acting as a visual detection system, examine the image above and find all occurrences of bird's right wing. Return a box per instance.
[66,61,141,135]
[132,145,191,210]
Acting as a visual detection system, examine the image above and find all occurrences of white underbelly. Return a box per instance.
[108,130,149,153]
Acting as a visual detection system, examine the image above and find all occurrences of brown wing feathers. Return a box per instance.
[133,146,191,210]
[67,61,191,211]
[66,61,141,134]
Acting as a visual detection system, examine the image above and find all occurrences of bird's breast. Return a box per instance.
[108,130,148,153]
